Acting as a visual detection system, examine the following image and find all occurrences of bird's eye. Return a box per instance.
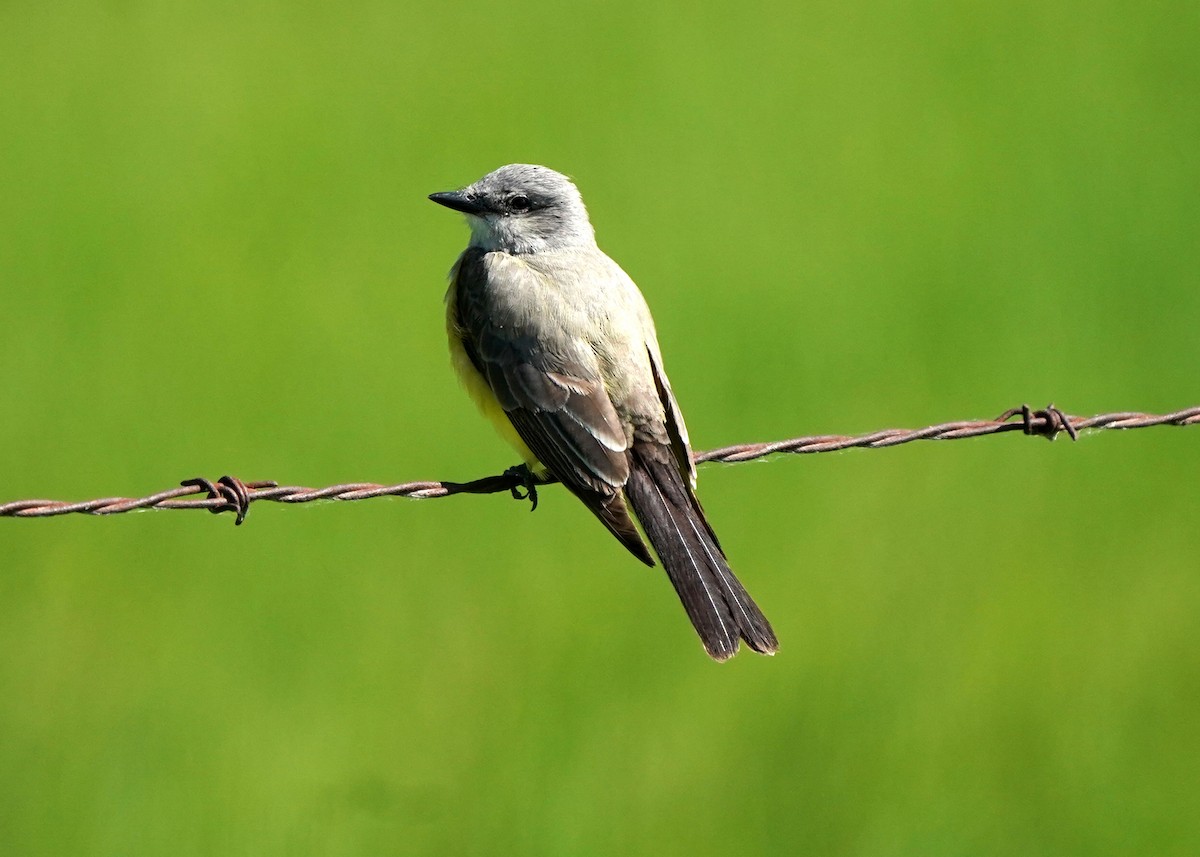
[509,195,531,212]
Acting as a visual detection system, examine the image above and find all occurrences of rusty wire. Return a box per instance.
[3,404,1197,524]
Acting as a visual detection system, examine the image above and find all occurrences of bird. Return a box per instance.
[430,164,777,660]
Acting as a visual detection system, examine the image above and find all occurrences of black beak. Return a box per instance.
[428,190,488,215]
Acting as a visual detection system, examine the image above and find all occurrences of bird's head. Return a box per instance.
[429,164,595,254]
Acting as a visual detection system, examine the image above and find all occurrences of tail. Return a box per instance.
[624,442,778,661]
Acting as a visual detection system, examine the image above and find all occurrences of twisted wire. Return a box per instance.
[3,404,1196,521]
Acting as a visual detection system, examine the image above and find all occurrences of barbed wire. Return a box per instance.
[3,403,1197,524]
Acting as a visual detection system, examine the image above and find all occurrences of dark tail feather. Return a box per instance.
[624,443,778,660]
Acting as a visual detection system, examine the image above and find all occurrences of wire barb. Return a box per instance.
[180,476,269,526]
[994,403,1078,442]
[3,403,1197,523]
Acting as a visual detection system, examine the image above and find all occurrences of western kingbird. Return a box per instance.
[430,164,777,660]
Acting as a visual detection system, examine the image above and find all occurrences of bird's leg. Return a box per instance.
[504,464,539,512]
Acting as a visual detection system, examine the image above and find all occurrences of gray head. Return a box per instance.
[429,164,595,254]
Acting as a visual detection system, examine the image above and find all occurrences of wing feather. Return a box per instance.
[646,344,695,487]
[453,248,631,495]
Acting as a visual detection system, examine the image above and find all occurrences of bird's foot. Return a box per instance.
[504,464,539,511]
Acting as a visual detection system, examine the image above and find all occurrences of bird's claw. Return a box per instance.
[504,464,539,511]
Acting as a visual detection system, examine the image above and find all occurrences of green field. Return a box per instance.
[2,2,1198,854]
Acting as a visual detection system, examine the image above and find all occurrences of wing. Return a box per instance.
[452,248,653,565]
[645,342,696,488]
[642,339,727,557]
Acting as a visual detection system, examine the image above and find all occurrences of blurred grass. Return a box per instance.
[2,1,1199,854]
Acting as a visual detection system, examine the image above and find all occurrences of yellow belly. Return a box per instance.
[446,290,544,473]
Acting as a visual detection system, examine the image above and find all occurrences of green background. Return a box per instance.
[2,2,1198,854]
